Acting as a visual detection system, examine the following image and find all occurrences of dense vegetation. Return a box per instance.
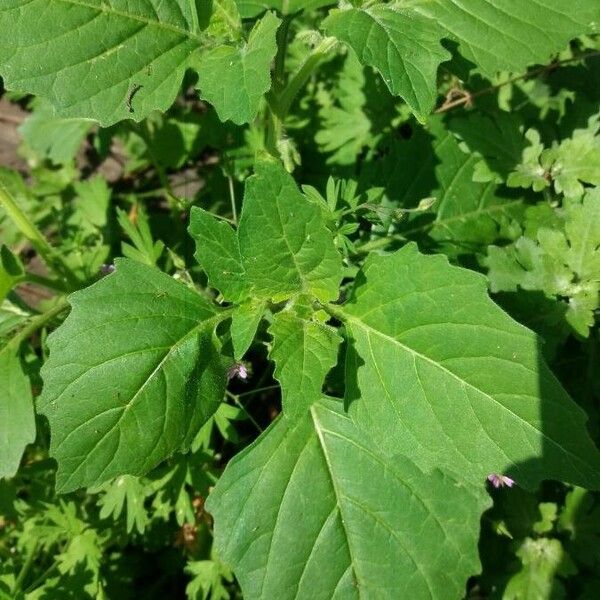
[1,1,600,598]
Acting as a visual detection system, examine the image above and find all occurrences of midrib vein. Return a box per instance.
[343,313,591,478]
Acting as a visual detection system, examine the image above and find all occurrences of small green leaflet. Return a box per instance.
[189,160,343,303]
[18,99,94,165]
[508,121,600,197]
[323,0,600,119]
[197,11,280,124]
[0,348,36,479]
[38,259,229,492]
[231,299,266,360]
[337,244,600,489]
[207,398,490,600]
[269,307,341,417]
[486,189,600,337]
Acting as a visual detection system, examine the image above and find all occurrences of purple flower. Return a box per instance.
[227,362,248,381]
[487,474,515,489]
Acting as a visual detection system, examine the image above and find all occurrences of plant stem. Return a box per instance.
[6,299,70,352]
[353,233,407,255]
[273,37,337,119]
[273,14,295,93]
[23,559,60,594]
[226,391,263,432]
[24,273,70,293]
[226,172,238,225]
[0,180,79,288]
[12,541,39,595]
[435,50,600,114]
[265,35,337,156]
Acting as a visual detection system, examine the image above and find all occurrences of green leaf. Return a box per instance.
[0,348,35,479]
[486,190,600,337]
[0,246,25,303]
[94,474,150,534]
[190,161,343,303]
[203,0,242,41]
[185,559,234,600]
[0,0,203,126]
[324,1,600,119]
[38,259,228,492]
[196,11,280,125]
[323,5,450,120]
[231,299,266,360]
[337,243,600,489]
[369,119,525,247]
[504,538,576,600]
[18,99,93,165]
[207,398,489,600]
[235,1,333,19]
[558,486,600,568]
[508,120,600,197]
[269,308,341,417]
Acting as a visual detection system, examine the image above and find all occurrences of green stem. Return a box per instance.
[0,180,79,288]
[24,273,70,293]
[273,14,295,93]
[274,37,337,118]
[265,36,337,157]
[353,233,407,255]
[7,299,70,352]
[226,391,263,432]
[23,559,60,594]
[12,541,39,594]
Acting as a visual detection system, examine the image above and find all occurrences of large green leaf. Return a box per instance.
[324,1,600,118]
[0,348,36,479]
[338,244,600,489]
[0,1,282,126]
[189,161,343,303]
[196,11,280,124]
[269,308,341,417]
[0,0,203,127]
[323,5,450,119]
[207,398,489,600]
[38,259,228,492]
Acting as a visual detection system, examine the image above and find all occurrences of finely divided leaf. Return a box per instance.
[197,11,280,124]
[38,259,228,492]
[207,398,489,600]
[0,0,203,126]
[190,161,343,303]
[0,349,36,479]
[339,243,600,489]
[269,310,341,417]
